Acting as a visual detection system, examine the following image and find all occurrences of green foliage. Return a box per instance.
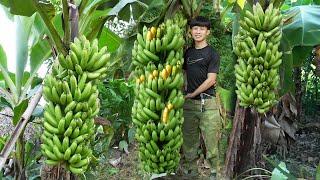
[280,5,320,95]
[301,54,320,116]
[200,3,236,90]
[317,163,320,180]
[98,79,135,143]
[0,135,8,152]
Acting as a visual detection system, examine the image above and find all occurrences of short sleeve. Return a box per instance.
[208,50,220,73]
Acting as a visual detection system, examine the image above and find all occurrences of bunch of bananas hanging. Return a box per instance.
[41,35,110,174]
[234,3,283,113]
[131,15,186,174]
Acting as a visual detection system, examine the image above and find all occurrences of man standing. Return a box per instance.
[181,16,222,179]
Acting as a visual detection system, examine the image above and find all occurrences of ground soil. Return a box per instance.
[96,113,320,180]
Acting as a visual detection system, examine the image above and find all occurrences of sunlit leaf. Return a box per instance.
[98,28,122,52]
[237,0,246,9]
[0,45,7,70]
[15,15,35,97]
[12,99,28,125]
[8,0,36,16]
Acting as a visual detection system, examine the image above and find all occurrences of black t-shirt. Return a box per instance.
[183,45,220,99]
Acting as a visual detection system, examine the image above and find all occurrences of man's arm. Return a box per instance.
[185,73,217,99]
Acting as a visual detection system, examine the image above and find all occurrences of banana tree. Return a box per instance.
[1,0,155,177]
[281,5,320,119]
[0,13,51,178]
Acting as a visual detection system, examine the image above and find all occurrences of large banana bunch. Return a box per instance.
[234,3,283,113]
[131,15,186,174]
[41,35,110,174]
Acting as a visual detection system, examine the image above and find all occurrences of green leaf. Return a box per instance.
[15,15,35,97]
[108,0,138,16]
[0,0,9,7]
[12,99,28,125]
[30,38,51,74]
[217,87,237,112]
[119,140,128,152]
[316,163,320,180]
[271,162,290,180]
[0,65,17,103]
[0,44,7,69]
[237,0,246,9]
[9,0,36,16]
[128,127,136,144]
[0,95,12,109]
[139,4,163,23]
[283,6,320,47]
[314,0,320,5]
[280,48,294,95]
[98,28,122,53]
[292,46,313,67]
[82,9,111,39]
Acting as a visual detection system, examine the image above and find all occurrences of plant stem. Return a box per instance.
[62,0,71,48]
[32,0,68,56]
[0,87,43,171]
[69,0,79,41]
[14,135,25,180]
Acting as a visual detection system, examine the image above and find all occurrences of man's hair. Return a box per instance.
[189,16,211,29]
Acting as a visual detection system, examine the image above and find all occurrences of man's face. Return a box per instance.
[191,26,210,43]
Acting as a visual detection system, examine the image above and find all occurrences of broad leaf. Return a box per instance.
[0,95,12,109]
[128,127,136,144]
[12,99,28,125]
[8,0,36,16]
[0,65,17,102]
[279,41,294,95]
[237,0,246,9]
[82,9,111,39]
[52,13,64,37]
[282,6,320,47]
[30,39,51,74]
[98,28,122,52]
[292,46,313,67]
[139,4,163,23]
[15,15,35,97]
[0,0,9,7]
[279,5,320,95]
[119,140,128,153]
[0,45,7,69]
[108,0,139,16]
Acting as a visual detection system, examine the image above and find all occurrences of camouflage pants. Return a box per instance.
[181,97,222,177]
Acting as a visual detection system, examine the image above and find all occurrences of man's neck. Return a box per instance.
[194,41,208,49]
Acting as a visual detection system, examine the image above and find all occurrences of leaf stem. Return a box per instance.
[62,0,71,48]
[32,0,68,56]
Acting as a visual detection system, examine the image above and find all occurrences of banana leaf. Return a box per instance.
[280,5,320,95]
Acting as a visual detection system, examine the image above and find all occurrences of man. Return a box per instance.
[181,16,222,179]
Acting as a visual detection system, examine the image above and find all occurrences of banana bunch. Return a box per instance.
[131,18,185,67]
[131,16,186,174]
[234,3,282,113]
[41,35,110,174]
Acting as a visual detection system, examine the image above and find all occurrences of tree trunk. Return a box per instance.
[41,165,78,180]
[223,101,262,178]
[294,67,302,120]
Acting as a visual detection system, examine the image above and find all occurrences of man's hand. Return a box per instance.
[185,93,195,99]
